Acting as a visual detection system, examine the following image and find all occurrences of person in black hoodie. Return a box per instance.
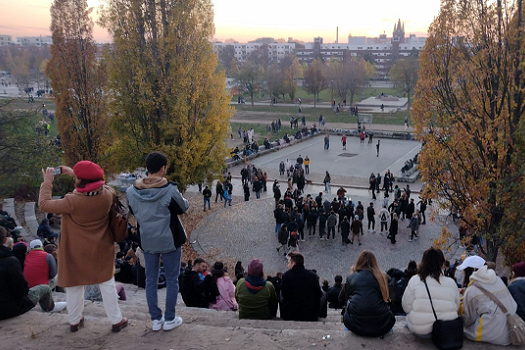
[0,227,66,320]
[327,275,345,309]
[181,258,210,308]
[280,252,322,321]
[343,251,395,337]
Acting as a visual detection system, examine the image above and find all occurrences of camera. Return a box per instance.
[53,167,62,176]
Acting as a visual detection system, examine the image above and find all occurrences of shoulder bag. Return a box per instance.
[474,283,525,345]
[423,279,464,350]
[107,186,128,243]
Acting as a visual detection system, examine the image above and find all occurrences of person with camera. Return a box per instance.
[38,161,127,333]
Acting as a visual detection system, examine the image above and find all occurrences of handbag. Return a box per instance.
[474,283,525,345]
[424,279,464,350]
[108,190,128,243]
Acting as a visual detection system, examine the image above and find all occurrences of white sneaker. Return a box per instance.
[163,316,183,331]
[50,301,67,313]
[408,239,413,242]
[152,317,164,332]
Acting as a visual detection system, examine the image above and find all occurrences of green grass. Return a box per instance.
[232,104,409,125]
[230,122,293,145]
[229,85,403,104]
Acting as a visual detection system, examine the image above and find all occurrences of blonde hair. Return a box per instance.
[351,250,390,303]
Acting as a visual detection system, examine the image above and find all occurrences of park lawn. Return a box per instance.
[230,122,294,145]
[232,104,409,125]
[229,85,403,104]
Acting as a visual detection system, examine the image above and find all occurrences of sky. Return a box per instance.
[0,0,442,43]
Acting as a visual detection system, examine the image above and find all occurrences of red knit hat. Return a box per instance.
[73,161,104,180]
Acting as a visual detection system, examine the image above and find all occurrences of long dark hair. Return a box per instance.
[418,247,445,282]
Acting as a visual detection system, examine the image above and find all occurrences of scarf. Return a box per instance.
[75,180,105,193]
[245,275,266,294]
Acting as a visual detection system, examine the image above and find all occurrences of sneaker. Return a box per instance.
[70,317,84,332]
[163,316,183,331]
[415,236,418,240]
[152,317,164,332]
[50,301,67,313]
[408,239,413,242]
[358,242,362,246]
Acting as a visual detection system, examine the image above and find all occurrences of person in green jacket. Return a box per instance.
[235,259,277,319]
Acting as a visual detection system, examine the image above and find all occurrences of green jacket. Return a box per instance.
[235,278,277,320]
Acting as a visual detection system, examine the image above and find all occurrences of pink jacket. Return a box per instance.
[209,276,238,311]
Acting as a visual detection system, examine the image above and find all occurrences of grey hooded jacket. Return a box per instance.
[127,180,189,254]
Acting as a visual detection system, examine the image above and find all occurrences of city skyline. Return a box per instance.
[0,0,441,43]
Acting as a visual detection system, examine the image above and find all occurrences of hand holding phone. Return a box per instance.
[53,167,62,176]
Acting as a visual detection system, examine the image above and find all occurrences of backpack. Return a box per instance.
[278,228,289,245]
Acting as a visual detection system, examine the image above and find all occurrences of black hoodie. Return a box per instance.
[0,245,35,320]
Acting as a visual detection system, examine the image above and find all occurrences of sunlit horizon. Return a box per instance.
[0,0,441,43]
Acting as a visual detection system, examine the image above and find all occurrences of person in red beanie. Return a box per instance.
[509,262,525,321]
[38,162,127,333]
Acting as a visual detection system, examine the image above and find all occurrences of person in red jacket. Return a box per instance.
[24,239,57,289]
[0,227,66,320]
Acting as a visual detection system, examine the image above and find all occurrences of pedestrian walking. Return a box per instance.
[323,171,331,193]
[376,140,380,157]
[341,135,347,150]
[203,185,211,211]
[304,156,310,175]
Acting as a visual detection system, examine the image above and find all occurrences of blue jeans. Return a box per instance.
[203,197,211,210]
[275,223,282,234]
[325,182,330,192]
[144,248,182,321]
[256,191,261,199]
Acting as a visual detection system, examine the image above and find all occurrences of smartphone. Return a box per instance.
[53,167,62,175]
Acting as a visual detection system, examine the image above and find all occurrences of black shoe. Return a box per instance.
[70,317,84,333]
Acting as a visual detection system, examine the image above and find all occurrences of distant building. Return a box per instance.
[15,35,53,47]
[296,19,426,78]
[0,35,13,46]
[213,37,301,64]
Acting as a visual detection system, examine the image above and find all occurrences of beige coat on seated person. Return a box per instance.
[402,274,461,335]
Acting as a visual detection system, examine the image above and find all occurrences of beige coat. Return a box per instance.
[38,182,115,287]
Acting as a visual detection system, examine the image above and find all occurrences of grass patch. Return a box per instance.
[232,104,409,125]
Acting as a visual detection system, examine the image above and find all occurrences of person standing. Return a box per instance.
[378,205,390,235]
[407,213,419,242]
[202,185,211,211]
[341,216,350,246]
[417,198,427,224]
[39,162,127,332]
[326,211,337,240]
[324,134,330,150]
[366,202,376,234]
[369,173,376,200]
[376,140,380,157]
[243,182,250,202]
[406,198,415,221]
[215,180,223,203]
[341,135,347,150]
[127,152,189,331]
[350,215,363,246]
[323,171,331,193]
[389,213,399,244]
[304,156,310,174]
[254,176,263,199]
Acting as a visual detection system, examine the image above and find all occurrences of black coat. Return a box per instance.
[0,245,35,320]
[327,284,344,309]
[509,279,525,321]
[343,270,395,337]
[281,265,322,321]
[181,270,209,308]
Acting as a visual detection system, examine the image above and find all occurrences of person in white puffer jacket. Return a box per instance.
[402,247,461,336]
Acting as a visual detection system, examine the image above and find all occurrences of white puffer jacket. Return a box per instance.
[402,274,460,335]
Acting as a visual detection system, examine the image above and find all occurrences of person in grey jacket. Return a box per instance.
[326,211,337,240]
[127,152,189,332]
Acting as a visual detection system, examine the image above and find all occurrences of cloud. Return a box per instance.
[0,25,50,32]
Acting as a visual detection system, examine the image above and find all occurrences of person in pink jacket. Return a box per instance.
[208,262,238,311]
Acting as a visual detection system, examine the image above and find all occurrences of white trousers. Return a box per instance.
[65,277,123,325]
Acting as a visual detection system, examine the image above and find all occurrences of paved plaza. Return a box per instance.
[190,135,464,281]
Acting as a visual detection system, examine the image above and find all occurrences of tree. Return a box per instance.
[46,0,108,165]
[0,100,59,197]
[412,0,525,263]
[231,60,263,106]
[218,45,236,75]
[303,59,327,107]
[389,56,419,109]
[100,0,232,189]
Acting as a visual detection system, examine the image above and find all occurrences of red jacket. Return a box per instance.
[24,250,50,288]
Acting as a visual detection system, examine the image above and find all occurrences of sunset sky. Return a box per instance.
[0,0,441,43]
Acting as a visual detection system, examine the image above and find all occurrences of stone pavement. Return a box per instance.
[188,135,471,280]
[191,191,463,281]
